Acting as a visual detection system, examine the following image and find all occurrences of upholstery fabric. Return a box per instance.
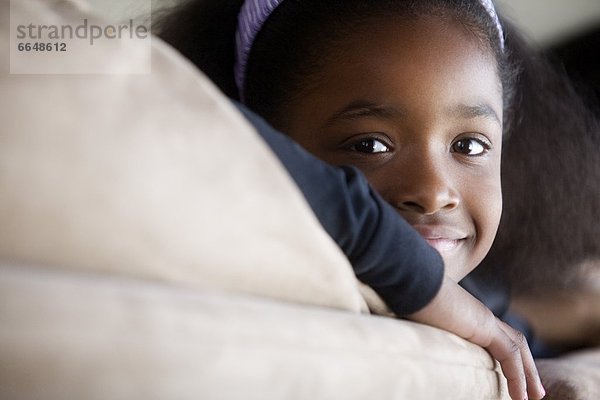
[0,262,509,400]
[536,350,600,400]
[0,0,366,313]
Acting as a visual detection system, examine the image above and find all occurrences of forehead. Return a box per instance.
[297,15,502,116]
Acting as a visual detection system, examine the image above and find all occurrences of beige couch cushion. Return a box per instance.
[536,349,600,400]
[0,262,510,400]
[0,0,365,313]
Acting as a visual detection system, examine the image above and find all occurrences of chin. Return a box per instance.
[442,253,479,282]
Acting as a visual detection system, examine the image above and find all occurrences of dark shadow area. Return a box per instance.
[547,27,600,115]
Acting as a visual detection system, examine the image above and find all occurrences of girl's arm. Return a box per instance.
[409,275,546,400]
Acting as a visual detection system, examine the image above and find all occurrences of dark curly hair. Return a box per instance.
[155,0,517,132]
[476,21,600,293]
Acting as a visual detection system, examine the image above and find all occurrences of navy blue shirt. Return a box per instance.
[235,103,444,316]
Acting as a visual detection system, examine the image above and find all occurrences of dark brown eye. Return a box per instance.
[452,138,488,156]
[351,138,390,153]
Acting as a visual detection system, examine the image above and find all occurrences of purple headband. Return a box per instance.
[234,0,505,98]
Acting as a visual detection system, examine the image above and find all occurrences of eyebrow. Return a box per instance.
[323,100,402,127]
[324,100,502,127]
[447,103,501,126]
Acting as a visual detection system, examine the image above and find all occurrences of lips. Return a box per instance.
[422,238,461,253]
[411,224,468,254]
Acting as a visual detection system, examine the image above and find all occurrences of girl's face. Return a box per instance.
[279,16,503,279]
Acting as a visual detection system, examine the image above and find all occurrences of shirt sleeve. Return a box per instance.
[234,102,444,316]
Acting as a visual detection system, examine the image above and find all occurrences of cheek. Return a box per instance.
[468,170,503,260]
[482,184,503,241]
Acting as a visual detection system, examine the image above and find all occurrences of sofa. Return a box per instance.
[0,1,598,399]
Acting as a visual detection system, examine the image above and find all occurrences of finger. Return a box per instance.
[486,326,527,400]
[499,322,546,399]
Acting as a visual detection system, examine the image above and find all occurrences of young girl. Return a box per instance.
[157,1,546,398]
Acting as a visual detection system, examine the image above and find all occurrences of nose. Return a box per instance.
[388,155,460,215]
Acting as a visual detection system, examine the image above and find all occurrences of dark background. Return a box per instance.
[548,26,600,116]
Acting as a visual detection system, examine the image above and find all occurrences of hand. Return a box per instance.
[479,317,546,400]
[408,275,545,400]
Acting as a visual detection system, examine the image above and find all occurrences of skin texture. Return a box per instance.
[273,15,544,399]
[279,16,503,280]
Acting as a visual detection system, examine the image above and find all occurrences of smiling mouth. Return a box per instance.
[423,238,463,253]
[411,224,468,254]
